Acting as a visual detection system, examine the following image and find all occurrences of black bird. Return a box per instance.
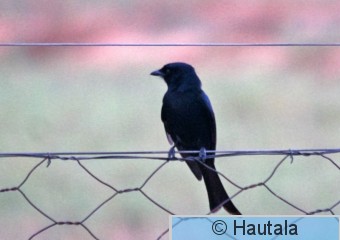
[151,62,241,214]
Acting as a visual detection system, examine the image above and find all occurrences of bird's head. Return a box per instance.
[151,62,201,91]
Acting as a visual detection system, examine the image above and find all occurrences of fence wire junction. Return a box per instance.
[0,148,339,240]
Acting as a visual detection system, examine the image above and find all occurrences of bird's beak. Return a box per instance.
[150,69,164,77]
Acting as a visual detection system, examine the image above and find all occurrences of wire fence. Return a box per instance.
[0,149,339,239]
[1,42,340,239]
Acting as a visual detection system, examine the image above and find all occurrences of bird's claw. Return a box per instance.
[289,149,294,164]
[46,153,52,167]
[168,146,176,160]
[199,147,207,162]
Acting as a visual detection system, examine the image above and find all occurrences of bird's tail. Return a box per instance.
[201,162,241,215]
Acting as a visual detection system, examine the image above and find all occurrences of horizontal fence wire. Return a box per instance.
[0,148,339,239]
[1,148,340,162]
[1,42,340,47]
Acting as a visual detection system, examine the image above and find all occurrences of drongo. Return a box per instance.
[151,62,241,215]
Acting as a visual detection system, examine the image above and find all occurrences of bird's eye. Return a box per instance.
[165,68,171,74]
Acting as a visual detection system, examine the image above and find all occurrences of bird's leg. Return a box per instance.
[168,145,176,160]
[199,147,207,162]
[289,149,294,164]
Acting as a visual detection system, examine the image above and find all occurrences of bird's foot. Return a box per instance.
[289,149,294,164]
[168,146,176,160]
[199,147,207,162]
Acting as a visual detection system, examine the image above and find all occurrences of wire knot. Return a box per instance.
[199,147,207,162]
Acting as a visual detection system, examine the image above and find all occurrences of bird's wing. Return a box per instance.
[198,91,217,150]
[161,108,175,146]
[161,90,216,150]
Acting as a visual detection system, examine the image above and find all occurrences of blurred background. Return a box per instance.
[0,1,340,239]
